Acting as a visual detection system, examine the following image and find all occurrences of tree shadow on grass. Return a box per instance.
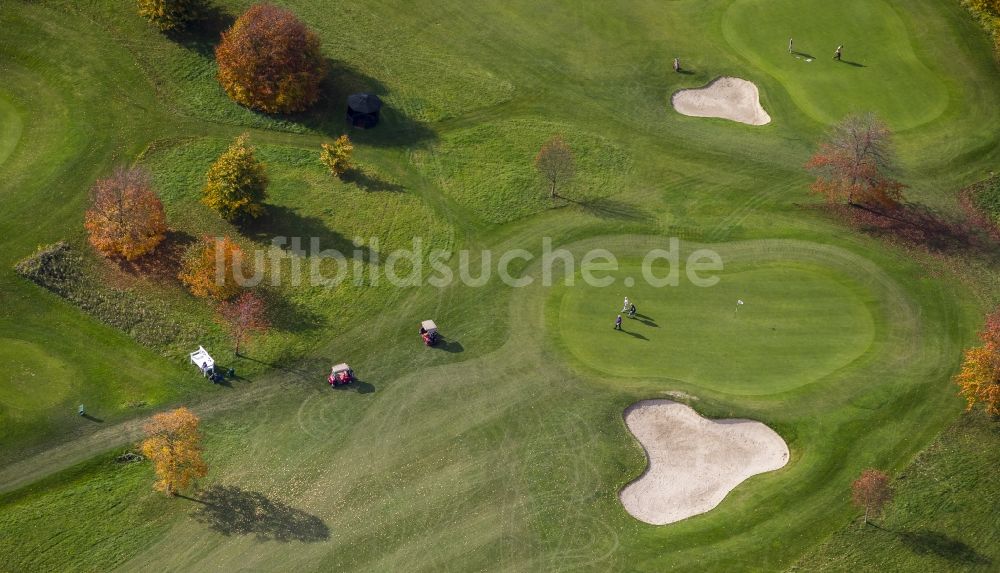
[285,59,436,147]
[165,6,234,57]
[897,530,991,565]
[562,196,655,223]
[190,485,330,542]
[341,167,405,193]
[116,230,195,280]
[245,204,378,261]
[257,288,324,334]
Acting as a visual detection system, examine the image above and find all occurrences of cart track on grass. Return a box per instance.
[0,379,282,494]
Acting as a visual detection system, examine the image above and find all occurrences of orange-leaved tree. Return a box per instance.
[202,134,268,223]
[535,135,575,199]
[178,236,252,300]
[851,468,892,526]
[84,166,167,261]
[218,291,270,355]
[320,135,354,177]
[215,4,325,113]
[137,0,205,31]
[806,113,906,210]
[954,306,1000,415]
[140,407,208,495]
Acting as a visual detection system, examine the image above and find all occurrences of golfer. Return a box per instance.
[673,58,680,73]
[622,296,630,312]
[615,315,623,330]
[788,38,793,54]
[834,45,842,61]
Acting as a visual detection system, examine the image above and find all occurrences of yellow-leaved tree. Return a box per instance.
[141,407,208,495]
[320,135,354,177]
[954,306,1000,415]
[202,134,268,223]
[136,0,205,31]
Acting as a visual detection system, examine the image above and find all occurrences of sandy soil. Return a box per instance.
[619,399,788,525]
[671,76,772,126]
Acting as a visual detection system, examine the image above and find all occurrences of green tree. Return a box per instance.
[136,0,205,31]
[202,134,268,222]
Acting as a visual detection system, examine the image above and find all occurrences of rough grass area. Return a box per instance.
[790,410,1000,572]
[0,452,176,572]
[411,119,632,223]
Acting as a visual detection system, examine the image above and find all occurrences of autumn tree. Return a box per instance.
[215,4,325,114]
[851,468,892,526]
[806,113,906,210]
[179,236,252,300]
[140,407,208,495]
[320,135,354,177]
[203,134,268,223]
[954,306,1000,415]
[218,291,270,355]
[136,0,205,31]
[84,166,167,261]
[535,135,575,199]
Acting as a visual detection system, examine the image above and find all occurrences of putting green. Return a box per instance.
[0,339,76,414]
[723,0,948,129]
[555,260,877,394]
[0,94,23,168]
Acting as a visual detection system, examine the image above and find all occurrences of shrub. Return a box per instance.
[202,134,268,222]
[320,135,354,177]
[178,236,252,300]
[963,0,1000,51]
[136,0,205,31]
[14,242,81,296]
[215,4,325,113]
[84,167,167,261]
[15,242,198,350]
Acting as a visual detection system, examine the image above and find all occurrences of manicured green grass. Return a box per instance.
[556,255,876,394]
[1,0,999,571]
[723,0,949,129]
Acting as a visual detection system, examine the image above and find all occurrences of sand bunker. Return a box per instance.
[619,399,788,525]
[671,76,771,125]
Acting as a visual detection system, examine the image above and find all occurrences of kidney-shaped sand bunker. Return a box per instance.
[671,76,771,125]
[620,399,788,525]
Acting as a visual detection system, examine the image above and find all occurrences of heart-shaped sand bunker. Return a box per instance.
[671,76,771,125]
[620,399,788,525]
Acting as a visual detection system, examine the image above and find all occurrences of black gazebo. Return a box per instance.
[346,93,382,129]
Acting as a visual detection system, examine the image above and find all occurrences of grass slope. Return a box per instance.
[0,0,998,571]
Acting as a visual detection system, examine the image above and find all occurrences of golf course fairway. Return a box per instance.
[1,0,999,570]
